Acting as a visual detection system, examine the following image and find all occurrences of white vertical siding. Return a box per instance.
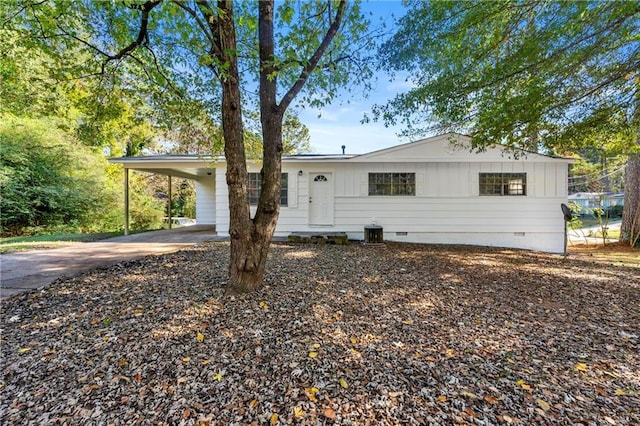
[533,163,546,197]
[288,172,298,208]
[213,160,568,252]
[215,166,229,233]
[195,174,216,225]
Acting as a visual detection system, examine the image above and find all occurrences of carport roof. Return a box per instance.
[108,153,357,180]
[108,155,219,180]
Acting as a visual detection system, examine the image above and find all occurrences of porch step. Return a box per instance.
[287,231,348,245]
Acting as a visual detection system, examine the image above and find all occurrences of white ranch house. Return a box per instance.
[110,133,573,253]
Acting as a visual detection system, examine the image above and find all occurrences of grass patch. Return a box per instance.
[569,242,640,267]
[1,231,123,254]
[571,216,601,228]
[593,229,621,239]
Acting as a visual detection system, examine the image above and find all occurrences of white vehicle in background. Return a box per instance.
[164,217,197,227]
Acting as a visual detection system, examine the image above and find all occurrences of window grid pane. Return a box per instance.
[479,173,526,196]
[248,173,288,205]
[280,174,288,206]
[368,173,416,196]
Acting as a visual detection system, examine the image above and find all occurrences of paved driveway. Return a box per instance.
[0,226,218,299]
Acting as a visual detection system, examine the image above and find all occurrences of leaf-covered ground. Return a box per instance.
[1,242,639,425]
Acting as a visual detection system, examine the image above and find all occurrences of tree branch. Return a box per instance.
[465,5,635,95]
[279,0,347,112]
[194,0,223,59]
[53,0,162,76]
[142,44,183,96]
[2,0,47,26]
[108,0,162,62]
[172,0,216,47]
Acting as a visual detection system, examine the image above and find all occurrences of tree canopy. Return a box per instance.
[376,0,639,152]
[0,115,122,235]
[5,0,377,291]
[376,0,639,244]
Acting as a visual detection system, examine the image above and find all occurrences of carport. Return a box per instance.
[108,155,218,235]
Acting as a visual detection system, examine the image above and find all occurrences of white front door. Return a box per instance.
[309,172,334,225]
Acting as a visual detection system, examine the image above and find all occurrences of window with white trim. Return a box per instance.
[479,173,526,196]
[248,173,288,205]
[368,173,416,196]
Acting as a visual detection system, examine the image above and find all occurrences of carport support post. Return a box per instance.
[124,168,130,236]
[167,175,172,229]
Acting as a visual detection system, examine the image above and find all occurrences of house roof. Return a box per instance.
[350,133,574,163]
[109,133,573,179]
[568,192,625,200]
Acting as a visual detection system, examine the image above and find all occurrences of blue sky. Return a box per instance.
[297,1,415,155]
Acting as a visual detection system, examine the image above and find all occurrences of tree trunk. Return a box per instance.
[620,152,640,246]
[221,0,284,294]
[222,0,347,293]
[216,2,267,294]
[620,86,640,247]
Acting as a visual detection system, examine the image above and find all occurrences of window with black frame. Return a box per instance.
[479,173,526,196]
[368,172,416,196]
[248,173,288,205]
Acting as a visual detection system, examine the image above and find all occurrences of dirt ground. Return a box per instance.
[1,241,638,425]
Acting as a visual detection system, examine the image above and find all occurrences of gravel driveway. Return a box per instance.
[1,242,638,424]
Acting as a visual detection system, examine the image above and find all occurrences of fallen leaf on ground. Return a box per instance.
[536,398,550,411]
[305,387,319,402]
[484,395,498,404]
[270,413,278,425]
[293,406,305,418]
[517,379,531,390]
[323,407,336,420]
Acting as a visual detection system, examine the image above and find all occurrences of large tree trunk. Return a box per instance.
[221,0,283,294]
[216,1,267,294]
[620,152,640,246]
[620,89,640,247]
[221,0,347,293]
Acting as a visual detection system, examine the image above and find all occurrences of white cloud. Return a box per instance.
[297,84,413,154]
[338,106,355,114]
[386,78,417,93]
[313,108,340,122]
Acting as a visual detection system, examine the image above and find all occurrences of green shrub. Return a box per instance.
[605,205,623,219]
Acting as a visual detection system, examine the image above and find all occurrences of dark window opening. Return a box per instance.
[248,173,288,205]
[479,173,526,196]
[368,173,416,196]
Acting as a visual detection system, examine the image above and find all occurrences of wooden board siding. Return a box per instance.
[109,134,572,253]
[195,175,216,225]
[214,161,569,253]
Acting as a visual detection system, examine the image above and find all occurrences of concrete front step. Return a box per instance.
[287,231,348,245]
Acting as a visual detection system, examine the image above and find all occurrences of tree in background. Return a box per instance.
[0,13,170,235]
[282,113,312,155]
[0,116,121,235]
[376,0,639,245]
[10,0,376,292]
[569,159,626,195]
[242,110,313,158]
